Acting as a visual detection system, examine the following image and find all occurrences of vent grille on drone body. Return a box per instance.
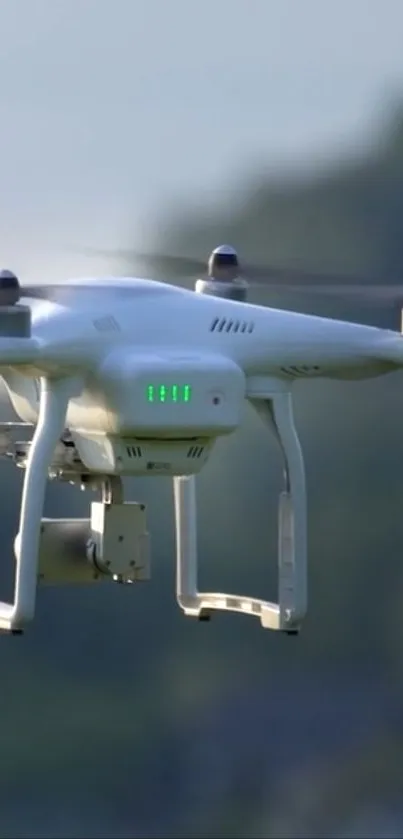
[209,317,255,334]
[280,365,321,377]
[187,445,205,459]
[126,445,143,458]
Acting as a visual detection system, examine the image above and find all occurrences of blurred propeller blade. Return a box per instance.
[78,246,403,308]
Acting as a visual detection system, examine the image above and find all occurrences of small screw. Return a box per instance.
[118,535,124,542]
[105,560,111,567]
[129,560,136,567]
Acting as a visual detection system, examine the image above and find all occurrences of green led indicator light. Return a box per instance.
[146,384,192,403]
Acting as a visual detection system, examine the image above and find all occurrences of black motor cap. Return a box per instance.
[0,270,20,306]
[208,245,240,280]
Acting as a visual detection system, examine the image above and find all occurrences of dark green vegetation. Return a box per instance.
[3,107,403,837]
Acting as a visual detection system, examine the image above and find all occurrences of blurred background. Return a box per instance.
[1,0,403,836]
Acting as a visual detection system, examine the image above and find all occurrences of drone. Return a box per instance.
[0,244,401,637]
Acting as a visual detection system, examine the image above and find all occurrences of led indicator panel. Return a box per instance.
[146,384,192,403]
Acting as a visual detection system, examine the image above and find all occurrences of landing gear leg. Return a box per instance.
[173,388,307,633]
[0,377,72,632]
[253,393,307,633]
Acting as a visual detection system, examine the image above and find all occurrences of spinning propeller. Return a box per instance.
[81,244,403,311]
[0,243,401,328]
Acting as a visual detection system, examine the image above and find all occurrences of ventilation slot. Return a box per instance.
[126,445,143,458]
[210,317,255,334]
[280,365,321,377]
[187,445,205,459]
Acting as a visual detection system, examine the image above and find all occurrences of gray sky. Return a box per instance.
[0,0,402,279]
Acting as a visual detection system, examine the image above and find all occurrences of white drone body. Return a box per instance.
[0,254,402,636]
